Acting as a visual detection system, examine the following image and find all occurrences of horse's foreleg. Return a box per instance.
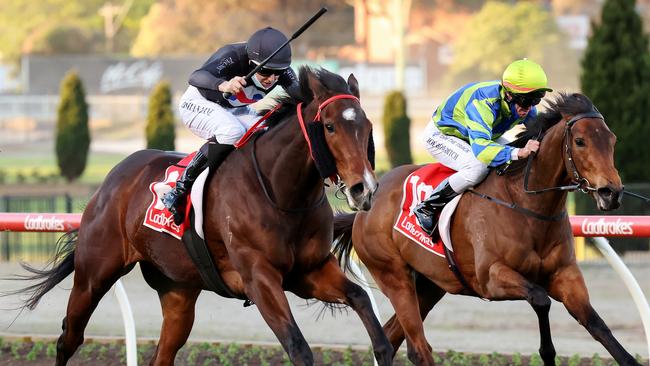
[289,255,393,366]
[484,262,556,365]
[548,264,642,366]
[241,259,313,366]
[382,274,446,357]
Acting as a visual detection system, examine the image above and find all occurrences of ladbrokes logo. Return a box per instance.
[581,218,633,236]
[150,212,180,231]
[24,215,65,231]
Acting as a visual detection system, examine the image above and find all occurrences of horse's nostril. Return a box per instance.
[597,187,614,198]
[349,183,365,197]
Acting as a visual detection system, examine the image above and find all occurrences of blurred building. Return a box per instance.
[2,0,646,146]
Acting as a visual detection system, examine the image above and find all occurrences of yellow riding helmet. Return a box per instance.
[502,59,553,94]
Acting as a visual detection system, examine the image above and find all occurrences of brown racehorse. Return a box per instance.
[14,67,392,366]
[334,93,642,366]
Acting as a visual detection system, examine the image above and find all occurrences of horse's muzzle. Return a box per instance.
[595,185,623,211]
[345,176,378,211]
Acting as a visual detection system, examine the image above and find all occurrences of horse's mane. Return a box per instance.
[509,92,595,147]
[258,66,353,128]
[501,92,596,174]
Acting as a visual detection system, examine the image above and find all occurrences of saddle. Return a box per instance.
[393,163,455,257]
[143,150,246,301]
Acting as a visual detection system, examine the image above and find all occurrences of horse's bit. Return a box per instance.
[251,94,360,213]
[523,110,604,195]
[468,111,604,221]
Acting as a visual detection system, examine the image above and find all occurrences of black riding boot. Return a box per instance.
[413,178,458,236]
[162,142,234,225]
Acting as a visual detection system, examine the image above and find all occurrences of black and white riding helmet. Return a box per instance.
[246,27,291,70]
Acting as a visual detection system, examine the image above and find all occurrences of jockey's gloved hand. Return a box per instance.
[517,140,540,159]
[219,76,247,94]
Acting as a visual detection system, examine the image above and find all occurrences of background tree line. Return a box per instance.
[13,0,650,185]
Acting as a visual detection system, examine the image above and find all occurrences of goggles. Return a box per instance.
[510,90,545,108]
[257,67,285,77]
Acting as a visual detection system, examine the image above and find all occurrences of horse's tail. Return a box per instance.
[332,212,358,274]
[8,230,77,310]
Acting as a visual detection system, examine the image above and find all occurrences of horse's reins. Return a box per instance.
[251,134,327,214]
[296,94,361,182]
[523,111,604,195]
[468,111,603,221]
[251,94,360,214]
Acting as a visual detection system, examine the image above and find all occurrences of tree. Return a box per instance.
[130,0,353,57]
[0,0,153,66]
[146,81,175,150]
[382,90,412,168]
[447,2,575,88]
[56,71,90,182]
[581,0,650,183]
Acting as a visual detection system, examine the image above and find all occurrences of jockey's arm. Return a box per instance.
[189,69,226,91]
[279,68,300,99]
[188,44,243,91]
[465,99,516,167]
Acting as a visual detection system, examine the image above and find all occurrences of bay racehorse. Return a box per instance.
[334,93,642,365]
[15,67,392,366]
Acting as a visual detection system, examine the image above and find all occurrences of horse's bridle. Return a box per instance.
[251,94,360,214]
[468,110,605,222]
[297,94,361,183]
[523,110,604,194]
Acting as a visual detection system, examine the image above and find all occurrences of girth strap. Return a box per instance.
[181,209,246,301]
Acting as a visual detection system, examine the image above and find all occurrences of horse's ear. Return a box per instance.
[307,70,328,101]
[347,74,360,99]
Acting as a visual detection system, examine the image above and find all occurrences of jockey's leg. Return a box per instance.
[167,91,248,224]
[417,122,488,235]
[162,141,234,225]
[161,145,208,224]
[413,178,458,235]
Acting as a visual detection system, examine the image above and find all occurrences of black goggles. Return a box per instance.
[511,91,545,108]
[257,67,285,77]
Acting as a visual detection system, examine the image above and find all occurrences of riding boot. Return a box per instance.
[162,142,235,225]
[413,178,458,236]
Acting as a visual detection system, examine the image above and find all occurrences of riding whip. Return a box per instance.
[223,7,328,100]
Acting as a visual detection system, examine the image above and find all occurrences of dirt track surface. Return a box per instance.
[1,261,648,358]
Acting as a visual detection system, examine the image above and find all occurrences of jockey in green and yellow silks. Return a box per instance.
[414,59,553,235]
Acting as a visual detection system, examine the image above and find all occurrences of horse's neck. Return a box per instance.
[255,104,324,205]
[492,124,570,215]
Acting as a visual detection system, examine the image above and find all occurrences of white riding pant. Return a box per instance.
[421,121,489,193]
[179,86,259,144]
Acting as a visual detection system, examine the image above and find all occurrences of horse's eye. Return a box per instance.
[575,138,585,147]
[324,123,335,133]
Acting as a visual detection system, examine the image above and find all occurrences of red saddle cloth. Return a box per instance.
[393,163,456,258]
[143,152,196,239]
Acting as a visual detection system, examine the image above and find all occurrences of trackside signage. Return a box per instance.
[2,213,649,238]
[0,213,81,232]
[570,216,650,237]
[581,217,633,236]
[24,214,65,231]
